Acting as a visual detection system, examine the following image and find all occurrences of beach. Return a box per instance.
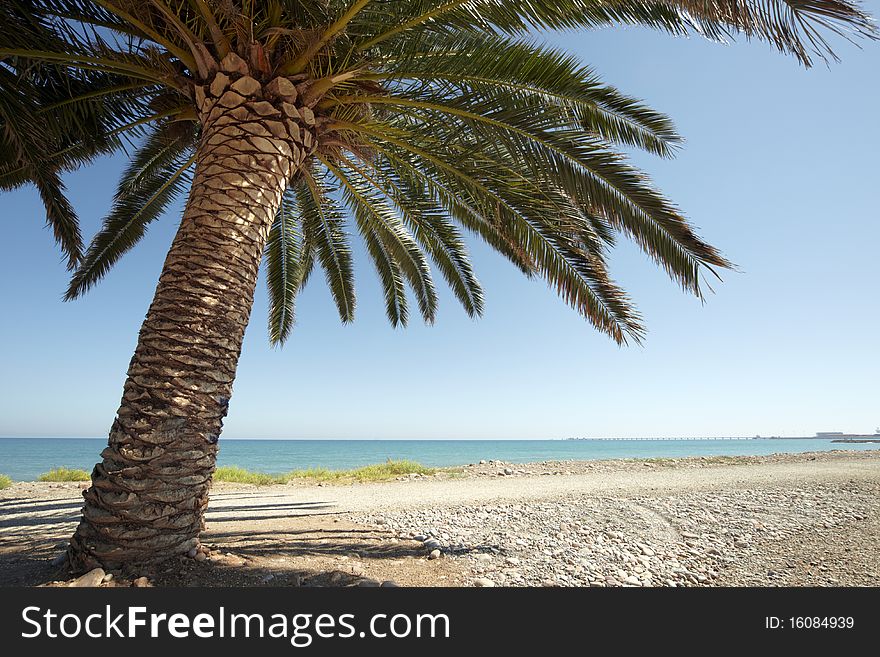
[1,450,878,587]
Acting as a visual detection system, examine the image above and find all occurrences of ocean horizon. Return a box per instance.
[0,436,877,482]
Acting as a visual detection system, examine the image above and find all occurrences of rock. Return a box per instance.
[638,544,655,557]
[479,460,487,465]
[503,468,514,476]
[473,578,495,587]
[194,552,207,562]
[102,573,114,583]
[428,549,441,560]
[412,534,427,542]
[681,531,700,539]
[475,553,493,563]
[734,539,750,549]
[357,579,381,587]
[380,580,399,587]
[423,539,442,551]
[624,575,641,586]
[132,576,151,588]
[187,547,198,558]
[69,568,105,588]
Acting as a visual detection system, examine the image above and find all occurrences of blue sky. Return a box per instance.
[1,17,878,440]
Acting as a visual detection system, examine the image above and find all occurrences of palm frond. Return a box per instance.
[66,123,196,299]
[295,166,357,322]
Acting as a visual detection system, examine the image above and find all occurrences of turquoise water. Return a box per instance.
[0,437,876,481]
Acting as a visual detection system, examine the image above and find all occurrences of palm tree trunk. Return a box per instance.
[68,66,313,572]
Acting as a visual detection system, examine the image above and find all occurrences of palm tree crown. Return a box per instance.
[1,0,875,343]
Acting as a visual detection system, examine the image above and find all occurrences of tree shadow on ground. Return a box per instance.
[0,494,464,587]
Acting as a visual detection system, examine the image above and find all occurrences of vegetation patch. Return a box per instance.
[213,466,283,486]
[213,460,437,486]
[0,474,12,489]
[38,467,91,482]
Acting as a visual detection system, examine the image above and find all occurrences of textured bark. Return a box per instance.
[68,59,317,571]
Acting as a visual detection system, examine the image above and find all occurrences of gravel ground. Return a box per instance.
[351,452,880,587]
[2,450,878,587]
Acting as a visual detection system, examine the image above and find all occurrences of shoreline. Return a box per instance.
[2,446,878,486]
[1,450,878,587]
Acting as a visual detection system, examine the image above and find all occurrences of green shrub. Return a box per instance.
[0,474,12,489]
[212,460,437,486]
[38,467,91,482]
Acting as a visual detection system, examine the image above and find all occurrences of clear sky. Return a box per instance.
[1,16,878,440]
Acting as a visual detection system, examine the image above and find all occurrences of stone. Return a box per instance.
[428,549,441,560]
[475,553,493,563]
[132,576,151,588]
[194,551,207,562]
[423,539,441,551]
[503,468,514,476]
[265,77,298,101]
[221,52,249,76]
[479,460,487,465]
[231,76,261,97]
[209,73,229,97]
[412,534,427,542]
[357,579,381,587]
[187,547,198,558]
[102,573,114,583]
[638,544,655,557]
[473,578,495,587]
[69,568,105,588]
[380,580,399,587]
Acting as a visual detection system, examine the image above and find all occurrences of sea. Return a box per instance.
[0,437,877,481]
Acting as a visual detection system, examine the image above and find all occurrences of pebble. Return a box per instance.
[350,454,879,588]
[69,568,105,588]
[428,549,441,560]
[473,578,495,587]
[132,576,151,588]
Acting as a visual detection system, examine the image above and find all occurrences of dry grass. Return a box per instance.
[213,460,437,486]
[38,467,91,482]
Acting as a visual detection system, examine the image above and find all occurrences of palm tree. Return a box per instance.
[1,1,873,572]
